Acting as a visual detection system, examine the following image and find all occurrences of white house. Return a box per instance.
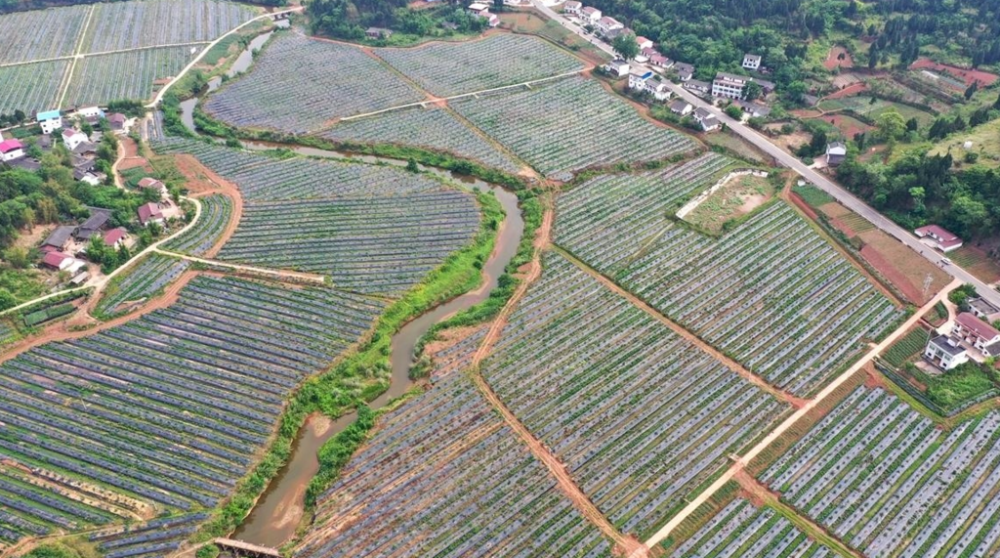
[742,53,762,71]
[596,16,623,36]
[580,6,601,25]
[467,2,490,16]
[674,62,694,81]
[80,171,107,186]
[694,107,720,132]
[628,69,653,90]
[826,142,847,166]
[75,106,103,123]
[103,227,128,250]
[712,72,750,99]
[648,53,673,69]
[0,139,24,162]
[41,251,74,271]
[562,0,581,15]
[914,224,963,252]
[953,312,1000,356]
[645,81,671,101]
[635,36,653,50]
[603,59,630,77]
[969,298,1000,321]
[37,110,62,135]
[924,334,969,370]
[670,100,693,116]
[61,128,88,151]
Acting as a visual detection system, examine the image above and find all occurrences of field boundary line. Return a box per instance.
[152,249,327,284]
[0,42,213,69]
[56,3,95,107]
[639,278,962,551]
[553,245,808,409]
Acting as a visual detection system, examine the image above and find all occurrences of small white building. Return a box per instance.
[603,59,630,77]
[628,69,653,90]
[468,2,490,15]
[669,100,693,116]
[826,142,847,166]
[674,62,694,81]
[0,139,25,162]
[562,0,581,15]
[61,128,88,152]
[645,81,671,101]
[80,171,107,186]
[694,107,720,132]
[712,72,750,99]
[596,16,623,36]
[138,202,164,227]
[914,225,963,252]
[103,227,128,250]
[37,110,62,134]
[579,6,601,25]
[635,36,653,50]
[138,177,169,199]
[742,53,762,71]
[75,106,103,121]
[924,334,969,370]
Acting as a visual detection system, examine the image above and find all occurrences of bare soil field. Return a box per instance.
[811,113,872,139]
[859,230,951,304]
[824,82,867,99]
[910,58,998,87]
[824,46,853,71]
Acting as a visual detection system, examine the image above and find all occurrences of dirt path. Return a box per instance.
[554,246,808,409]
[641,278,962,549]
[172,153,244,258]
[152,249,326,284]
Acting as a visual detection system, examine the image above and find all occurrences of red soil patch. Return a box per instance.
[824,82,868,100]
[910,58,998,87]
[824,46,853,71]
[829,217,857,237]
[863,364,889,389]
[860,244,922,303]
[788,192,818,220]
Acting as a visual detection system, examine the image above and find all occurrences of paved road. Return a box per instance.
[531,0,1000,308]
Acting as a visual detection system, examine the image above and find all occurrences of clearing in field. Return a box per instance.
[498,11,610,66]
[680,171,774,234]
[373,33,585,97]
[929,117,1000,170]
[452,77,696,179]
[203,33,425,133]
[760,386,1000,556]
[807,113,871,140]
[824,45,853,71]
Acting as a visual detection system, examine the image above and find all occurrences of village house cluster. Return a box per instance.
[924,303,1000,370]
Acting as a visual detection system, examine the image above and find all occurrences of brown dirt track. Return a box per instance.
[172,153,244,258]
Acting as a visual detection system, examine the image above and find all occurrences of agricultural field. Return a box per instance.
[62,47,197,107]
[373,33,584,97]
[882,327,930,368]
[81,0,258,54]
[319,106,522,173]
[0,322,17,347]
[0,61,68,114]
[761,386,1000,557]
[672,499,837,557]
[0,5,89,64]
[296,373,612,558]
[482,253,787,538]
[452,77,696,179]
[87,513,208,558]
[94,253,190,317]
[0,275,383,543]
[203,33,424,133]
[816,97,935,127]
[162,194,234,256]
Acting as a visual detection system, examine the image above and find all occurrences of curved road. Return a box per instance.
[531,0,1000,308]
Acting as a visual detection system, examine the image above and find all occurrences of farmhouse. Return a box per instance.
[108,113,128,132]
[683,79,711,96]
[826,142,847,166]
[103,227,128,249]
[670,100,693,116]
[674,62,694,81]
[645,81,671,101]
[742,53,762,71]
[75,208,112,241]
[37,109,62,134]
[596,16,623,37]
[953,312,1000,356]
[0,139,24,162]
[41,251,74,271]
[138,202,164,226]
[635,36,653,50]
[603,58,630,77]
[648,53,672,68]
[712,72,750,99]
[914,224,963,252]
[579,6,601,24]
[41,225,75,253]
[61,128,89,151]
[734,99,771,118]
[138,177,169,199]
[467,2,490,16]
[694,107,720,132]
[924,334,969,370]
[628,69,653,90]
[365,27,393,39]
[562,1,581,15]
[969,298,1000,321]
[81,171,107,186]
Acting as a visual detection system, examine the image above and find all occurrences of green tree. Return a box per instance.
[0,288,15,312]
[744,81,763,101]
[612,32,639,61]
[965,81,978,100]
[724,104,743,119]
[908,186,925,214]
[993,91,1000,110]
[2,246,30,269]
[875,109,906,142]
[406,158,419,173]
[906,117,919,132]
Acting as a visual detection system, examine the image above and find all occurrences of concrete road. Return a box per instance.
[530,0,1000,307]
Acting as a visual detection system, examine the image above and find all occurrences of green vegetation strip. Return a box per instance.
[882,328,930,368]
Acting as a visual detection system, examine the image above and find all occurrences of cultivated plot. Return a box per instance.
[162,194,234,256]
[203,33,424,133]
[483,253,787,539]
[319,106,521,173]
[762,386,1000,558]
[452,77,695,178]
[95,253,191,317]
[63,47,196,107]
[296,373,612,558]
[0,61,68,114]
[0,275,383,543]
[87,513,209,558]
[374,33,584,97]
[672,499,837,557]
[0,5,89,65]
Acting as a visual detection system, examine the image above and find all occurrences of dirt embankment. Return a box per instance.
[172,153,244,258]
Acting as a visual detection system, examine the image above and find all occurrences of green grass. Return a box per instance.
[793,184,835,207]
[906,361,999,413]
[883,327,930,368]
[929,118,1000,169]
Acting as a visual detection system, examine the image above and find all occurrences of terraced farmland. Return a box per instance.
[672,499,837,557]
[95,253,190,317]
[63,47,196,106]
[0,275,383,543]
[452,77,695,179]
[88,513,209,558]
[81,0,258,53]
[0,61,68,114]
[0,5,89,64]
[762,387,1000,558]
[374,33,584,97]
[319,106,521,172]
[203,33,424,133]
[163,194,234,256]
[219,191,480,294]
[296,373,612,558]
[483,253,787,538]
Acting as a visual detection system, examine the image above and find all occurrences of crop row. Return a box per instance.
[673,499,836,558]
[0,4,89,64]
[0,322,17,346]
[152,137,444,201]
[217,192,481,295]
[82,0,257,54]
[0,61,67,115]
[0,275,383,541]
[611,203,903,395]
[881,327,930,368]
[163,194,233,256]
[95,253,190,317]
[320,106,521,173]
[555,152,731,271]
[482,252,786,539]
[204,33,424,133]
[373,34,584,98]
[297,373,612,558]
[452,77,696,179]
[761,387,1000,557]
[92,512,208,557]
[64,47,195,106]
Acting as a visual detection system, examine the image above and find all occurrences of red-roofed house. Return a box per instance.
[41,251,73,271]
[953,312,1000,355]
[108,113,128,132]
[0,139,24,162]
[103,227,128,249]
[915,225,963,252]
[137,177,168,199]
[635,36,653,50]
[138,203,164,226]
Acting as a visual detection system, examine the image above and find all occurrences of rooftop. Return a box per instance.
[956,312,1000,340]
[41,251,71,267]
[37,110,61,121]
[0,139,23,153]
[929,334,965,356]
[915,224,960,242]
[103,227,127,245]
[43,225,75,248]
[970,298,1000,316]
